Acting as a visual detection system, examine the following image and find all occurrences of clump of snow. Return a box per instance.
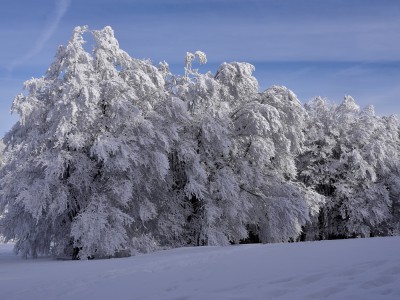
[1,237,399,300]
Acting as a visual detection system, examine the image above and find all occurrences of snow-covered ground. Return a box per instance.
[0,237,399,300]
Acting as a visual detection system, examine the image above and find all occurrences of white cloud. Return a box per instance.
[7,0,71,71]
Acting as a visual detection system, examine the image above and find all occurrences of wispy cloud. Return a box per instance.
[7,0,71,72]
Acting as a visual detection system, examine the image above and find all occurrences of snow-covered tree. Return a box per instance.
[0,26,176,258]
[1,25,398,259]
[231,85,323,242]
[169,62,322,245]
[167,62,253,246]
[299,96,399,239]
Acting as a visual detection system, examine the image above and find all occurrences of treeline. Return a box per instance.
[0,26,399,259]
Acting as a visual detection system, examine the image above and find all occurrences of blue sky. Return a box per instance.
[1,0,399,138]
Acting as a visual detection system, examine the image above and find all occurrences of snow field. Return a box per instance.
[1,236,399,300]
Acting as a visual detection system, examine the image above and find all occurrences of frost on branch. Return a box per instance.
[184,51,207,81]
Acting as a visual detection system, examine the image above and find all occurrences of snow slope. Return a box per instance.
[1,237,399,300]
